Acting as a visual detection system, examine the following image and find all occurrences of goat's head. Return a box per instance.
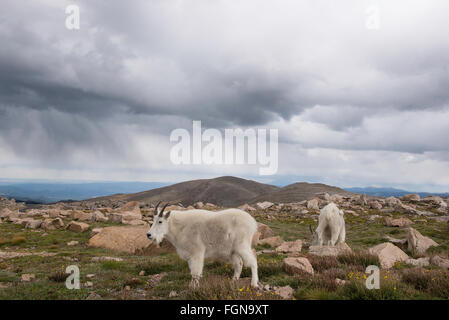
[147,201,171,245]
[309,224,319,246]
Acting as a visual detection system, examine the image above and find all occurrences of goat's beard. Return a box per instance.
[153,234,164,246]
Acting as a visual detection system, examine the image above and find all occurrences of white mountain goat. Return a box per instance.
[147,202,259,287]
[310,202,346,246]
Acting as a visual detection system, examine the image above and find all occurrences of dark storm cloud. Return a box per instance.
[1,0,449,188]
[1,0,449,129]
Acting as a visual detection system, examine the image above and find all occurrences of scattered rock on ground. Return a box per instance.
[357,194,367,206]
[92,211,108,222]
[308,243,352,257]
[369,201,382,210]
[407,227,438,255]
[274,285,294,299]
[275,240,302,256]
[88,225,174,255]
[306,198,319,210]
[283,257,314,275]
[117,201,141,215]
[256,201,274,210]
[25,219,42,229]
[238,203,256,212]
[385,217,413,227]
[71,210,93,221]
[41,218,64,230]
[86,292,102,300]
[90,228,103,237]
[368,215,382,222]
[256,223,275,239]
[406,257,430,267]
[169,290,178,298]
[67,221,89,233]
[0,251,56,262]
[369,242,409,269]
[21,274,35,282]
[430,256,449,269]
[258,236,284,248]
[384,235,407,245]
[402,194,420,202]
[385,196,402,208]
[148,272,168,287]
[91,256,123,262]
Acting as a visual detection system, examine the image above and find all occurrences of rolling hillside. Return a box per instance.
[85,176,280,207]
[248,182,354,204]
[84,177,354,207]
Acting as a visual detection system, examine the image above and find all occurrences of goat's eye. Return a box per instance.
[158,221,162,224]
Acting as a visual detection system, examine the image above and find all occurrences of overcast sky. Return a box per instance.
[1,0,449,191]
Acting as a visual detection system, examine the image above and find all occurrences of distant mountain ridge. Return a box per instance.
[84,176,280,207]
[83,177,353,206]
[0,182,168,204]
[344,187,449,198]
[2,177,447,206]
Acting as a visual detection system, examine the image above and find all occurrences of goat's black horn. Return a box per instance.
[159,203,170,217]
[154,201,162,215]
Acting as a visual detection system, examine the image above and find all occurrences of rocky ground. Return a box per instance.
[0,193,448,300]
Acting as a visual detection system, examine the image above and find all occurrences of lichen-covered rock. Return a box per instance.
[92,211,108,222]
[385,196,402,208]
[25,219,42,229]
[274,285,294,299]
[283,257,314,275]
[67,221,89,233]
[256,201,274,210]
[41,218,64,230]
[384,217,413,227]
[71,210,93,221]
[407,227,438,255]
[406,257,430,267]
[275,240,302,256]
[402,194,420,202]
[430,255,449,269]
[252,223,275,246]
[307,198,319,210]
[309,242,352,257]
[369,242,409,269]
[369,201,382,210]
[238,203,256,212]
[258,236,284,248]
[88,226,174,255]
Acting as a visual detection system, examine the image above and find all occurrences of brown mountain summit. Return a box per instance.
[84,176,352,207]
[248,182,353,204]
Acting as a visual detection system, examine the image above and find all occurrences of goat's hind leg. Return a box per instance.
[337,225,346,244]
[238,247,259,288]
[230,253,243,280]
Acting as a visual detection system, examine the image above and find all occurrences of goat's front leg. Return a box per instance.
[188,251,205,288]
[318,233,324,246]
[330,225,340,246]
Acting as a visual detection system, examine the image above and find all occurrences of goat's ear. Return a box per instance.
[164,211,171,219]
[340,210,344,216]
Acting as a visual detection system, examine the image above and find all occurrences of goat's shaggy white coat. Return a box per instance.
[312,202,346,246]
[147,208,259,287]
